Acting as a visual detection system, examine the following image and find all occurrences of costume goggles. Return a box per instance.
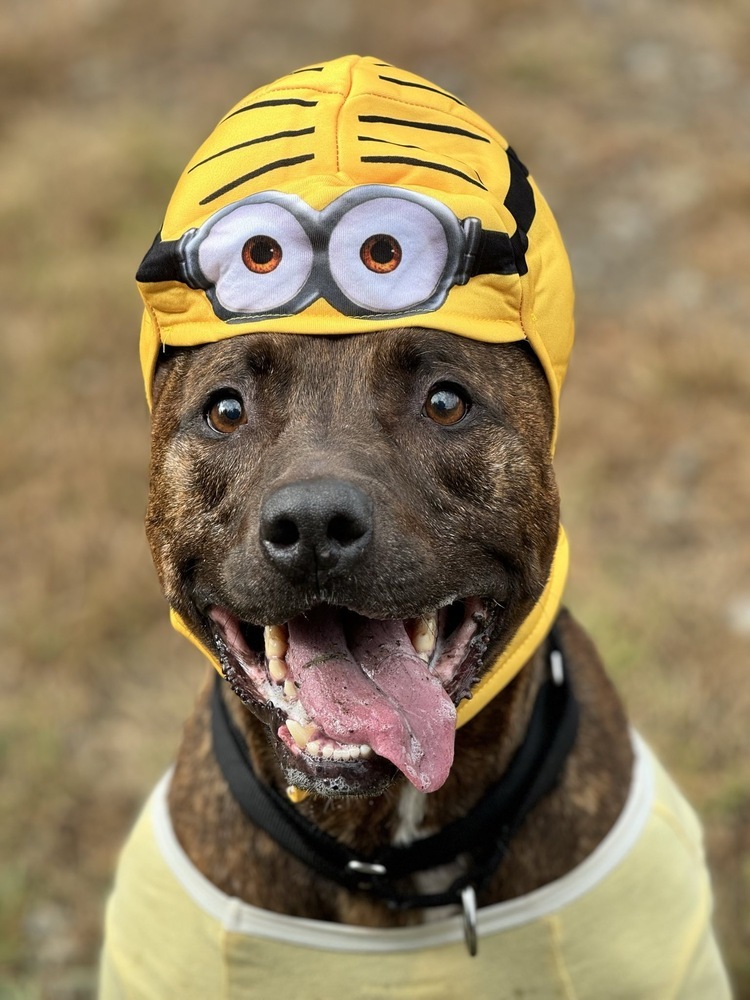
[137,185,523,323]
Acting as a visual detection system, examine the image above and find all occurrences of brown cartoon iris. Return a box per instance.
[360,234,402,274]
[242,235,283,274]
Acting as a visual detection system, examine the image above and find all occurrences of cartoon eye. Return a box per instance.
[328,198,450,312]
[198,203,313,315]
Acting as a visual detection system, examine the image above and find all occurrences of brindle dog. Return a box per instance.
[146,326,631,924]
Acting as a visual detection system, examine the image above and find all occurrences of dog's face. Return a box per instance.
[146,328,559,796]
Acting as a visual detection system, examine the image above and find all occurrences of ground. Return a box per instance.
[0,0,748,996]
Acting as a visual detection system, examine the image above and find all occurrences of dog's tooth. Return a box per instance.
[283,679,298,701]
[287,720,316,750]
[322,743,334,759]
[306,740,322,757]
[411,613,438,660]
[264,625,288,659]
[360,744,372,758]
[265,623,288,643]
[268,657,288,682]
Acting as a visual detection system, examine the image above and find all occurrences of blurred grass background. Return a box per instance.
[0,0,748,996]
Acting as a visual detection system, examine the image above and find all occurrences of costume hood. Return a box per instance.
[137,55,573,731]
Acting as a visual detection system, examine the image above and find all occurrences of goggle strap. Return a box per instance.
[136,230,194,285]
[470,229,518,277]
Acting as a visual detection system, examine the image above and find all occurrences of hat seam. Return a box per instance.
[332,58,354,180]
[249,83,349,101]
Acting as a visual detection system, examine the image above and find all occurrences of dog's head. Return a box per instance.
[137,57,574,798]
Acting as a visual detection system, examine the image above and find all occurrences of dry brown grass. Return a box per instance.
[1,1,748,996]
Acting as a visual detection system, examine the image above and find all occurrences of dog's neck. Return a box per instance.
[167,610,633,925]
[393,784,429,845]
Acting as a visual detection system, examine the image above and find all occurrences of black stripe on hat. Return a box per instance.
[199,154,316,205]
[358,135,424,151]
[378,76,466,107]
[292,66,324,73]
[358,115,489,143]
[188,128,316,173]
[221,98,318,123]
[503,146,535,276]
[360,155,486,190]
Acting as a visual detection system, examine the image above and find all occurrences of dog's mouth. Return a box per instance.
[208,600,494,795]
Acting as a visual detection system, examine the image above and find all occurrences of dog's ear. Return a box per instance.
[150,345,181,408]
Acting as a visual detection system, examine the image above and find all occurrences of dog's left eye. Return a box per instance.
[206,393,247,434]
[423,384,470,426]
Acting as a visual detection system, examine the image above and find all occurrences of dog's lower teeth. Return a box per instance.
[301,739,373,761]
[283,679,298,701]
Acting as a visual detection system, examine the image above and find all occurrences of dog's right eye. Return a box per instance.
[423,383,470,426]
[206,393,247,434]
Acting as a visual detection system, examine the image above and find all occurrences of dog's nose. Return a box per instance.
[260,478,373,581]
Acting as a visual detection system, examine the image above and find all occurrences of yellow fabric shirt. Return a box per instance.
[99,736,730,999]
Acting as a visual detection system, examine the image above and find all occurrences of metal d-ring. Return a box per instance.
[550,648,565,686]
[460,885,478,957]
[346,860,388,877]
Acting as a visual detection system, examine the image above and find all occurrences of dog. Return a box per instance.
[99,56,730,998]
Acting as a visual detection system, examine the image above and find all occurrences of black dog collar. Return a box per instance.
[210,622,578,956]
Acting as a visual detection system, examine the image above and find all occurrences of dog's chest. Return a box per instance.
[393,785,467,919]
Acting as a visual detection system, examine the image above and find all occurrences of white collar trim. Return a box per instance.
[151,731,654,954]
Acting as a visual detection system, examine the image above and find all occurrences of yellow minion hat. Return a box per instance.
[137,55,574,728]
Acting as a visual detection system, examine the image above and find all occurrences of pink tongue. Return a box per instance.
[285,609,456,792]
